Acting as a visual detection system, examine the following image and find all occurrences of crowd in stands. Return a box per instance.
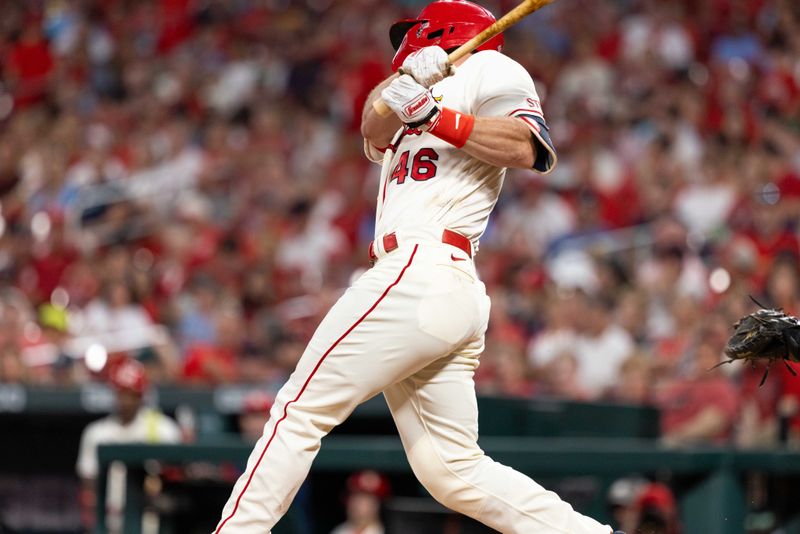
[1,0,799,447]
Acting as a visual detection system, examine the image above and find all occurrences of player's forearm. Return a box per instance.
[361,74,403,148]
[461,116,536,169]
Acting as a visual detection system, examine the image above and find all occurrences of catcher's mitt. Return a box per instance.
[719,300,800,386]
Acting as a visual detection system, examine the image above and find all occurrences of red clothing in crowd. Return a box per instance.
[5,34,53,107]
[182,344,239,384]
[779,363,800,433]
[658,376,739,443]
[740,362,785,423]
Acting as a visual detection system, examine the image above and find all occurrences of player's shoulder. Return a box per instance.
[142,407,182,440]
[465,50,528,73]
[82,415,116,438]
[462,50,533,84]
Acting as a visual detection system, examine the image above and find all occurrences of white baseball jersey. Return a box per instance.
[76,407,181,479]
[366,50,557,250]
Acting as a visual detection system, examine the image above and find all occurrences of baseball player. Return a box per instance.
[215,1,619,532]
[76,358,181,531]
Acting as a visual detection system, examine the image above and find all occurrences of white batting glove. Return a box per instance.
[381,74,440,127]
[402,46,450,88]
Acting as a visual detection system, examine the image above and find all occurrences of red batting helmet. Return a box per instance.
[390,0,504,71]
[109,358,148,395]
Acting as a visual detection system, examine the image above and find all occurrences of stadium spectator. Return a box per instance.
[573,295,635,398]
[0,0,796,448]
[607,475,646,533]
[540,350,591,401]
[630,482,681,534]
[657,336,740,446]
[477,337,538,398]
[331,470,390,534]
[736,361,785,448]
[608,353,654,405]
[237,390,274,443]
[181,307,244,384]
[75,359,180,531]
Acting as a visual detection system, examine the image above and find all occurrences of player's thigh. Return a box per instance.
[277,247,480,407]
[385,344,484,455]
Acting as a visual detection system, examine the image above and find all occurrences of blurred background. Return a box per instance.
[0,0,799,533]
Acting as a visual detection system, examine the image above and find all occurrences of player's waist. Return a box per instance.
[369,227,474,264]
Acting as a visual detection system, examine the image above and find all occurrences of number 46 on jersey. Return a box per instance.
[390,148,439,184]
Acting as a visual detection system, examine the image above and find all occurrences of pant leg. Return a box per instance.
[385,345,612,534]
[214,244,486,533]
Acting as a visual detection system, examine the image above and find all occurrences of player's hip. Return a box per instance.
[369,226,477,265]
[356,238,490,334]
[360,237,483,289]
[336,252,487,359]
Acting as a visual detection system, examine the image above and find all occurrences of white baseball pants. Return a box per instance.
[214,234,611,534]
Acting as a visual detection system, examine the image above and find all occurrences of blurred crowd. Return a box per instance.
[1,0,800,447]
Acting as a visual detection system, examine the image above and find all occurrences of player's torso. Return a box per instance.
[375,59,506,248]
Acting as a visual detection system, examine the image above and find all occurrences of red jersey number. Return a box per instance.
[389,149,439,185]
[390,151,410,185]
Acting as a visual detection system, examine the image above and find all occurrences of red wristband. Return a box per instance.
[427,107,475,148]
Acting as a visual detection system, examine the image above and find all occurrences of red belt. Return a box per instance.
[368,229,472,262]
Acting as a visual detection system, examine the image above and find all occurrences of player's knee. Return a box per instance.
[407,437,485,514]
[412,463,460,510]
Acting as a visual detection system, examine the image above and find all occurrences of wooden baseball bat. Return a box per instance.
[372,0,555,117]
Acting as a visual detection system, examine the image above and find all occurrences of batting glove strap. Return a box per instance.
[406,106,440,129]
[426,107,475,148]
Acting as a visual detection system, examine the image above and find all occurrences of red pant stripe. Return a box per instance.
[215,245,419,533]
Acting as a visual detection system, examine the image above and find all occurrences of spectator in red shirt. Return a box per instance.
[778,363,800,446]
[182,308,243,384]
[5,16,53,108]
[737,361,785,448]
[657,336,739,446]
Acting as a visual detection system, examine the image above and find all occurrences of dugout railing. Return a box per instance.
[96,437,800,534]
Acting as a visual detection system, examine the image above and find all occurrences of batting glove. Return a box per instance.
[381,74,440,128]
[402,46,451,88]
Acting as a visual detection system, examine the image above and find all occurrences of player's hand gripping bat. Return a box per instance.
[372,0,556,117]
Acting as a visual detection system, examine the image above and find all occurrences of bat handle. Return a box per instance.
[372,67,408,117]
[373,98,394,117]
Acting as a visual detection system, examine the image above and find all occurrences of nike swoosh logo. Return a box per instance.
[455,113,461,129]
[451,254,466,262]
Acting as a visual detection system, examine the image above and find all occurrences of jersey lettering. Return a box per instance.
[526,98,542,112]
[410,149,438,181]
[390,151,410,184]
[389,149,440,185]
